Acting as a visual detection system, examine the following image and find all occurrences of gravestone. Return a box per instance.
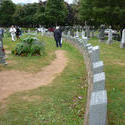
[68,31,71,38]
[0,28,7,65]
[87,46,93,52]
[76,30,79,37]
[93,72,105,91]
[92,61,104,74]
[98,25,105,42]
[78,39,84,47]
[89,90,107,125]
[91,46,100,63]
[82,30,88,40]
[120,29,125,48]
[86,43,91,50]
[82,30,85,39]
[107,29,113,44]
[85,25,90,38]
[82,39,88,48]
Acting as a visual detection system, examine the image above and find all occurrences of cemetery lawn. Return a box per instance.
[0,35,87,125]
[89,38,125,125]
[1,34,57,72]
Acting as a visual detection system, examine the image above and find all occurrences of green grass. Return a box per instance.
[89,37,125,125]
[0,34,87,124]
[1,34,56,72]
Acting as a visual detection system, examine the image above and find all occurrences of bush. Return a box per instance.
[12,36,45,56]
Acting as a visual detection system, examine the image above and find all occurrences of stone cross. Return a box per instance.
[120,29,125,48]
[107,29,113,44]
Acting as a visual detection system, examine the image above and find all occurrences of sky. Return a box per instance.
[12,0,73,4]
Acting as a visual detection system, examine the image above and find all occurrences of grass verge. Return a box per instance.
[0,34,87,125]
[89,38,125,125]
[1,34,56,72]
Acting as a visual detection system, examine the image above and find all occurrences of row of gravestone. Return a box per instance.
[66,30,95,39]
[66,28,112,44]
[62,33,108,125]
[65,27,125,49]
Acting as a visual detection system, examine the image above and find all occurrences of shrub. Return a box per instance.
[12,36,45,56]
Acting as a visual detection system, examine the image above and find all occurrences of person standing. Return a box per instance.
[9,25,16,41]
[16,26,21,40]
[0,27,4,37]
[54,26,62,48]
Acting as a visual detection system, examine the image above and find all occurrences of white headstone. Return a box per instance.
[120,29,125,48]
[68,31,71,37]
[82,30,85,39]
[107,29,113,44]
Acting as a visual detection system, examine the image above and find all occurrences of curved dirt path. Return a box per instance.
[0,50,68,101]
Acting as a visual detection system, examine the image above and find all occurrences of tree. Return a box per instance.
[0,0,16,26]
[79,0,125,29]
[33,2,46,26]
[13,3,38,27]
[45,0,68,26]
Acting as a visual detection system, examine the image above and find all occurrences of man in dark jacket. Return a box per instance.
[54,26,62,48]
[16,26,21,40]
[0,27,4,38]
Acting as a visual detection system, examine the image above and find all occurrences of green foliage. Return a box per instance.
[13,3,38,27]
[45,0,68,26]
[33,4,46,26]
[79,0,125,28]
[0,0,16,26]
[12,36,45,56]
[0,0,77,27]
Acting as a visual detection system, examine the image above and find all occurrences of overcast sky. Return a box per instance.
[12,0,73,4]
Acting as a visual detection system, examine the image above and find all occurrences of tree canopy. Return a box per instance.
[0,0,16,26]
[0,0,74,27]
[45,0,68,26]
[1,0,125,29]
[79,0,125,29]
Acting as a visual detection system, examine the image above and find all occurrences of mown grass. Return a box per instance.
[1,34,56,72]
[89,37,125,125]
[0,34,87,124]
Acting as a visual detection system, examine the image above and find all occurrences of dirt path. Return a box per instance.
[0,50,68,101]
